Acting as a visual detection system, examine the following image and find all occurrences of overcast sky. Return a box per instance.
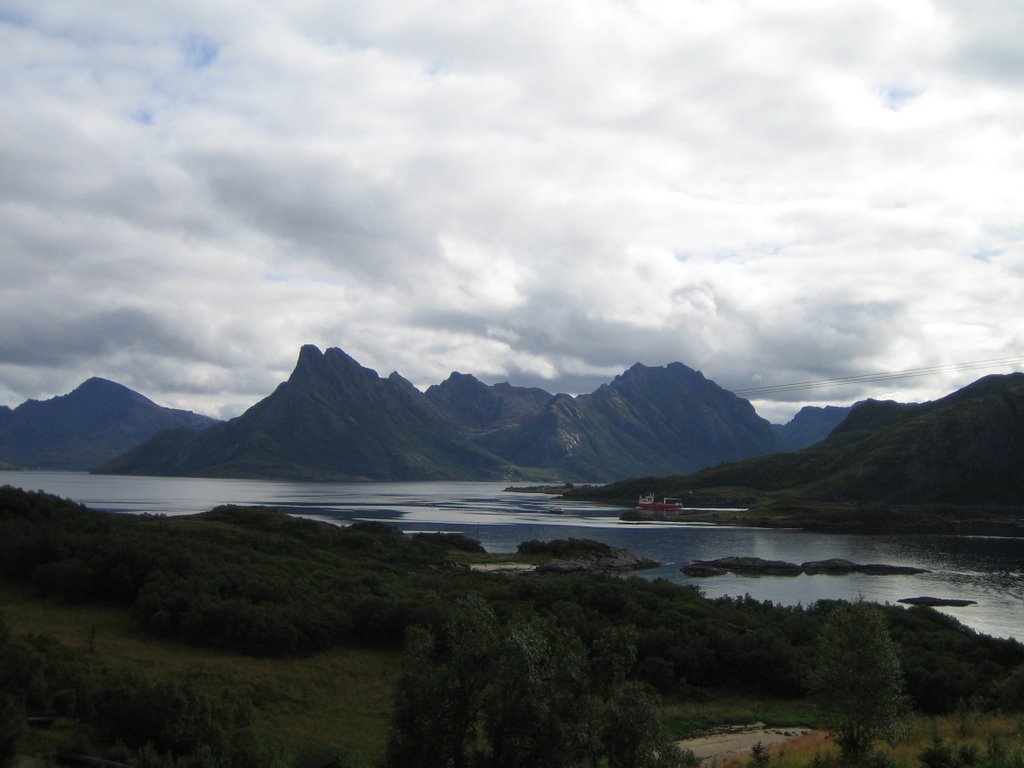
[2,0,1023,424]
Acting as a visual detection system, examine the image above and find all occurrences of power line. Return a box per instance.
[733,356,1024,398]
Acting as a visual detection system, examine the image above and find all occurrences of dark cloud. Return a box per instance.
[0,307,202,367]
[185,150,441,284]
[939,0,1024,83]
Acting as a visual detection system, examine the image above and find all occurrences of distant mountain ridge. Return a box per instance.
[773,404,853,449]
[99,345,796,482]
[604,372,1024,505]
[0,377,218,470]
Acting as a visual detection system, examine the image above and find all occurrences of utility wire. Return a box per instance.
[733,356,1024,398]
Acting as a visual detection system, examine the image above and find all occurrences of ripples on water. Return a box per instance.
[4,471,1022,641]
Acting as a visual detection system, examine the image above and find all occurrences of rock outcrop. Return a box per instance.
[801,558,929,575]
[681,556,802,577]
[536,547,659,574]
[682,556,929,577]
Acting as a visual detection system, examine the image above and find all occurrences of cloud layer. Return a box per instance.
[2,0,1023,423]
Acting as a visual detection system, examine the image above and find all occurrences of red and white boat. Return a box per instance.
[635,493,685,511]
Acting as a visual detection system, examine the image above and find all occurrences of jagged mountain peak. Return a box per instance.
[602,362,713,400]
[621,360,703,377]
[443,371,483,384]
[291,344,376,382]
[432,371,488,395]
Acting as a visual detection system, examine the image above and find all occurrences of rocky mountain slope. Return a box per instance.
[476,362,788,479]
[424,373,552,433]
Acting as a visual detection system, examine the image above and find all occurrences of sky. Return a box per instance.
[2,0,1023,424]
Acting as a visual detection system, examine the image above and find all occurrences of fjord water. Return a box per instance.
[6,471,1023,642]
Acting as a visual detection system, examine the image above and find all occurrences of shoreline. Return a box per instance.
[618,504,1024,537]
[513,485,1024,537]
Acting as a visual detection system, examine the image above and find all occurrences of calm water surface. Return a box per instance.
[5,471,1022,642]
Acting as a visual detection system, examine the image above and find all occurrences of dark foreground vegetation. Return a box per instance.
[1,486,1023,767]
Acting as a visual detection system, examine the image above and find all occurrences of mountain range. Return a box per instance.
[426,360,799,478]
[0,377,217,470]
[97,345,804,481]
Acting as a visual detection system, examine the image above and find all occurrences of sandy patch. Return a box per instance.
[676,723,821,763]
[467,562,537,573]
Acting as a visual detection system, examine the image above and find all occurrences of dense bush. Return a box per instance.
[886,603,1024,713]
[0,613,271,768]
[0,487,466,655]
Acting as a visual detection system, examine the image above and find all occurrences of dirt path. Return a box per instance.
[676,723,822,763]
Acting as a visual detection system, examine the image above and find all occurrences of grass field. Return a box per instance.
[1,580,401,764]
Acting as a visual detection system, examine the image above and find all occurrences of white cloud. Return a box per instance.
[2,0,1023,424]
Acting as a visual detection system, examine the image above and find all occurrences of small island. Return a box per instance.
[898,596,978,607]
[468,537,659,575]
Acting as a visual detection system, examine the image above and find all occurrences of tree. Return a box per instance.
[384,595,498,768]
[385,596,688,768]
[483,617,589,768]
[603,680,688,768]
[807,602,907,766]
[0,614,42,766]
